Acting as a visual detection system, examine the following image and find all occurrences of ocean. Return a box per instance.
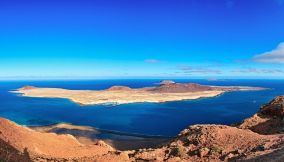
[0,79,283,137]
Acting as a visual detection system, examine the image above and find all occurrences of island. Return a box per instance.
[13,80,266,105]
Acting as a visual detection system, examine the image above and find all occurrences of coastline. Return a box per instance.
[12,81,266,106]
[1,96,284,161]
[13,88,225,105]
[30,123,172,150]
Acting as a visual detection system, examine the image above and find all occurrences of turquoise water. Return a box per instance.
[0,79,283,137]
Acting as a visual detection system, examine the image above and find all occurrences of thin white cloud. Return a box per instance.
[253,42,284,63]
[145,59,160,63]
[231,68,284,74]
[178,65,222,74]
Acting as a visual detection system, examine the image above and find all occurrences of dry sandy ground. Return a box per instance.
[13,82,264,105]
[14,87,223,105]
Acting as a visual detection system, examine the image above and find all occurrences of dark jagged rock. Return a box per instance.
[260,96,284,117]
[0,139,32,162]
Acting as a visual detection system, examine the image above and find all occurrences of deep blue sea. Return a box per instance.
[0,79,283,137]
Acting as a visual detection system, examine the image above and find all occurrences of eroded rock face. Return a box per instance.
[0,138,31,162]
[131,125,280,162]
[238,96,284,135]
[260,96,284,117]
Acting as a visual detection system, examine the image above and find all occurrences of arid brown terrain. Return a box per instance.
[13,81,265,105]
[1,96,284,161]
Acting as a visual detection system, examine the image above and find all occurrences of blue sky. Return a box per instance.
[0,0,284,79]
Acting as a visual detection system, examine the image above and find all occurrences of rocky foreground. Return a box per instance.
[13,81,265,105]
[1,96,284,161]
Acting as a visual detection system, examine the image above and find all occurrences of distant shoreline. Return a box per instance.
[12,81,266,106]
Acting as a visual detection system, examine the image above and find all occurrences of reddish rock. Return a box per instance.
[149,83,214,93]
[260,96,284,117]
[19,86,36,90]
[199,147,210,157]
[107,86,132,91]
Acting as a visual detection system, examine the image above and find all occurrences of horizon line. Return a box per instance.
[0,76,284,81]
